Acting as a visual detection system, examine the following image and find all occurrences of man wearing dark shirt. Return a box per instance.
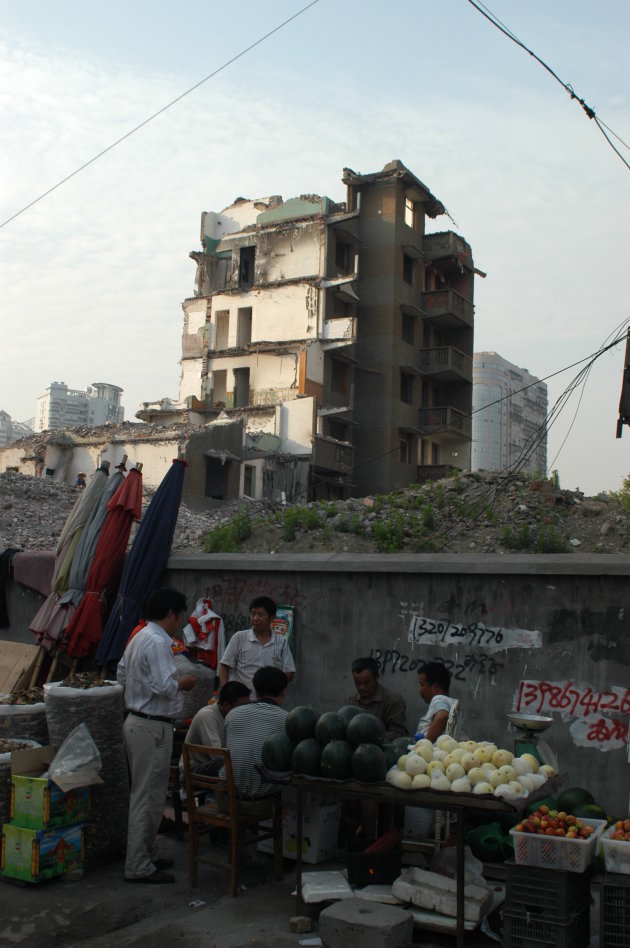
[348,656,408,739]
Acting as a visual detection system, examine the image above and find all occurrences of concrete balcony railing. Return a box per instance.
[418,406,472,441]
[251,387,296,408]
[418,346,472,384]
[312,435,354,473]
[423,232,473,267]
[421,289,474,330]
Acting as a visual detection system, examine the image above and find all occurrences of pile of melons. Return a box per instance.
[386,733,556,800]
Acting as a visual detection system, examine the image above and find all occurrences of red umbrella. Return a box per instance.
[63,467,143,660]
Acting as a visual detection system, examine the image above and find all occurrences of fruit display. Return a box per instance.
[262,709,563,797]
[513,804,596,838]
[385,733,557,799]
[609,818,630,842]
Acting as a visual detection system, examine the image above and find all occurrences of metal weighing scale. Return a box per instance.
[507,711,558,769]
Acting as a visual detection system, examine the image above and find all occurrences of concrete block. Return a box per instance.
[319,896,413,948]
[391,867,491,923]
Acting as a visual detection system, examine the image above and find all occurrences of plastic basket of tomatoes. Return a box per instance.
[601,821,630,875]
[509,806,607,873]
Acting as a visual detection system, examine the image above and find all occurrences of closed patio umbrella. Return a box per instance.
[63,466,143,660]
[58,460,128,615]
[29,462,111,652]
[95,457,187,666]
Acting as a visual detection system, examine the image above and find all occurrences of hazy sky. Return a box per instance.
[1,0,629,494]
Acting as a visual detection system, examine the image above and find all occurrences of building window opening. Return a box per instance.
[403,253,414,285]
[331,360,347,395]
[405,196,415,228]
[243,464,255,497]
[215,310,230,349]
[400,433,415,464]
[233,367,250,408]
[239,246,255,288]
[402,312,415,345]
[237,307,252,347]
[400,371,414,405]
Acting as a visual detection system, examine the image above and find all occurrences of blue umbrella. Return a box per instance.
[95,458,187,665]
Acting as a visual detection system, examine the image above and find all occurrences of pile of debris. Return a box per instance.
[1,469,628,557]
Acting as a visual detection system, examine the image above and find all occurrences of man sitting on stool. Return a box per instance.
[181,681,250,780]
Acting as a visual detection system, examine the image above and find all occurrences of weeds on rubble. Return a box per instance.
[535,525,568,553]
[203,509,252,552]
[299,505,321,530]
[435,483,445,510]
[282,508,298,541]
[373,512,405,552]
[500,522,533,551]
[335,512,365,536]
[421,503,435,531]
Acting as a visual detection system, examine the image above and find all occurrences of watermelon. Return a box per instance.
[292,737,322,776]
[315,711,346,746]
[337,704,363,727]
[351,743,387,783]
[320,740,354,780]
[286,706,319,744]
[261,732,294,772]
[573,803,606,821]
[346,712,386,748]
[557,787,595,813]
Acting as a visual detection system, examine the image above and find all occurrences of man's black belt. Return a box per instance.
[128,710,175,725]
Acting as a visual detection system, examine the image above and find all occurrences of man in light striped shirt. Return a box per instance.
[219,596,295,693]
[223,666,288,814]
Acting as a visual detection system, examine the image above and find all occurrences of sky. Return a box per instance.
[1,0,629,495]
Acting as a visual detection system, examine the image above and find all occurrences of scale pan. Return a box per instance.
[507,712,553,731]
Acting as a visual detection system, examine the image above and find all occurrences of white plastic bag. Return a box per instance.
[49,722,103,791]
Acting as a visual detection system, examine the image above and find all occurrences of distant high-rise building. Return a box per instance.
[35,381,124,432]
[472,352,547,475]
[0,411,33,445]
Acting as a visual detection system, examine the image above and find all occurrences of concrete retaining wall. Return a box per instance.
[4,553,629,815]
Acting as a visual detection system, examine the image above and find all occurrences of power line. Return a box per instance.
[0,0,321,231]
[466,0,630,172]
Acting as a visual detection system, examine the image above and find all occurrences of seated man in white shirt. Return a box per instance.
[415,662,456,742]
[181,680,250,780]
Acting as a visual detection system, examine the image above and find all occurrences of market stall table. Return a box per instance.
[264,771,565,948]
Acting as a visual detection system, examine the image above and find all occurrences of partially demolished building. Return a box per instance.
[143,159,478,502]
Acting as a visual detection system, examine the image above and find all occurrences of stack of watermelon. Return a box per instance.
[261,705,408,784]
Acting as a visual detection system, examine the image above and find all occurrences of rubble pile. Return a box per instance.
[1,469,629,557]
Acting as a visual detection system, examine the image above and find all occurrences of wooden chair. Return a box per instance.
[182,743,283,897]
[169,727,188,840]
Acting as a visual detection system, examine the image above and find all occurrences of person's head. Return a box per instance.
[249,596,276,636]
[217,681,250,717]
[352,657,380,701]
[145,587,188,636]
[417,662,451,704]
[252,665,288,703]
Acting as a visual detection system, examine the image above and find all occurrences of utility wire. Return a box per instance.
[0,0,321,231]
[466,0,630,172]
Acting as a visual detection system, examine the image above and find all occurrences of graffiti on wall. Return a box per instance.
[370,647,505,683]
[515,679,630,752]
[408,616,542,652]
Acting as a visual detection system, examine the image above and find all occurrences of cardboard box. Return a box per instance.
[258,804,341,865]
[1,822,84,883]
[10,747,91,830]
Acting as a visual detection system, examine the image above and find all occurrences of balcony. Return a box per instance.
[312,434,354,474]
[182,332,208,358]
[251,387,296,408]
[418,347,472,385]
[423,232,473,270]
[318,386,354,414]
[421,289,473,330]
[418,406,472,441]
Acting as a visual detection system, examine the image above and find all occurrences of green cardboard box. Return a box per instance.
[1,822,84,883]
[10,747,90,830]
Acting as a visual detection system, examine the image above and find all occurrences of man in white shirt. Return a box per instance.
[219,596,295,693]
[180,680,251,778]
[415,662,455,742]
[117,587,196,884]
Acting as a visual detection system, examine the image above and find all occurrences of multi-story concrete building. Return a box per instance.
[472,352,548,475]
[141,161,476,500]
[35,382,124,432]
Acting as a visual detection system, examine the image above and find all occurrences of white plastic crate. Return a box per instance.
[601,824,630,875]
[509,817,607,873]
